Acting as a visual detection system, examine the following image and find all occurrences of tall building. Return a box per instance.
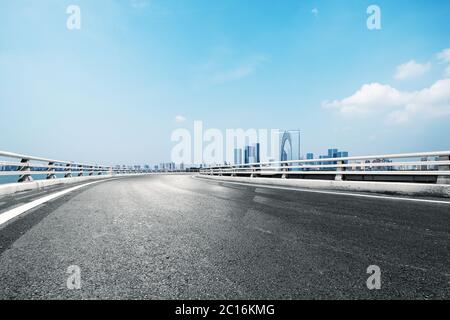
[328,149,338,158]
[234,148,243,165]
[244,147,249,164]
[244,145,256,164]
[279,130,301,162]
[306,153,314,160]
[336,151,349,158]
[254,143,260,164]
[318,148,349,168]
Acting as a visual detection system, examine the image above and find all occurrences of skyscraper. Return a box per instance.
[244,147,249,164]
[234,148,243,165]
[244,145,255,164]
[318,148,349,168]
[328,149,338,158]
[279,130,301,162]
[254,143,260,164]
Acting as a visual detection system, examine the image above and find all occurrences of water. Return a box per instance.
[0,176,20,184]
[0,174,67,185]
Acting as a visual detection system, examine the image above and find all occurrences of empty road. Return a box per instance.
[0,175,449,299]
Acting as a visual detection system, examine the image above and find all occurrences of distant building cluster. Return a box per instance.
[149,162,191,172]
[0,165,17,171]
[234,143,261,165]
[233,130,301,166]
[309,148,349,165]
[0,165,63,172]
[112,162,198,173]
[230,130,350,169]
[158,162,176,172]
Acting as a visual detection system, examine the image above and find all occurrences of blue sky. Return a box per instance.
[1,0,449,165]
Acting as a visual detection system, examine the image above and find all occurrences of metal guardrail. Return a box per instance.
[199,150,450,184]
[0,150,182,183]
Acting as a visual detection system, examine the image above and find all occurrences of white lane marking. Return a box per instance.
[193,176,450,205]
[0,180,105,226]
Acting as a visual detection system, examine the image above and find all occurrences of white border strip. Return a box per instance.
[0,180,104,226]
[194,176,450,205]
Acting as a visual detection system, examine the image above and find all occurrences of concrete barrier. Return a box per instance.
[0,175,119,197]
[197,175,450,198]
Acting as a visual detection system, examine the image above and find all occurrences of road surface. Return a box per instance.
[0,175,449,299]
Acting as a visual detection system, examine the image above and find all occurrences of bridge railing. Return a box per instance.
[0,150,175,183]
[199,151,450,184]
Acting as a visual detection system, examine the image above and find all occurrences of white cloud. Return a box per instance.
[174,115,186,123]
[311,8,319,17]
[394,60,431,80]
[323,79,450,124]
[445,65,450,77]
[437,48,450,63]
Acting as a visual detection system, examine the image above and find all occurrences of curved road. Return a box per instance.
[0,175,449,299]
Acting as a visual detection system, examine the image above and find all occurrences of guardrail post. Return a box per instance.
[89,166,94,176]
[64,163,72,178]
[335,160,344,181]
[46,162,56,179]
[281,164,288,179]
[78,165,83,176]
[17,158,33,182]
[437,155,450,184]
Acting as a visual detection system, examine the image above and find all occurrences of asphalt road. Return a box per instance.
[0,175,449,299]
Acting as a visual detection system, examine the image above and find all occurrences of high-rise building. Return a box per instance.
[244,145,256,164]
[244,147,249,164]
[254,143,260,164]
[318,148,350,168]
[234,148,243,165]
[279,130,301,162]
[335,151,345,158]
[306,153,314,160]
[328,148,338,158]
